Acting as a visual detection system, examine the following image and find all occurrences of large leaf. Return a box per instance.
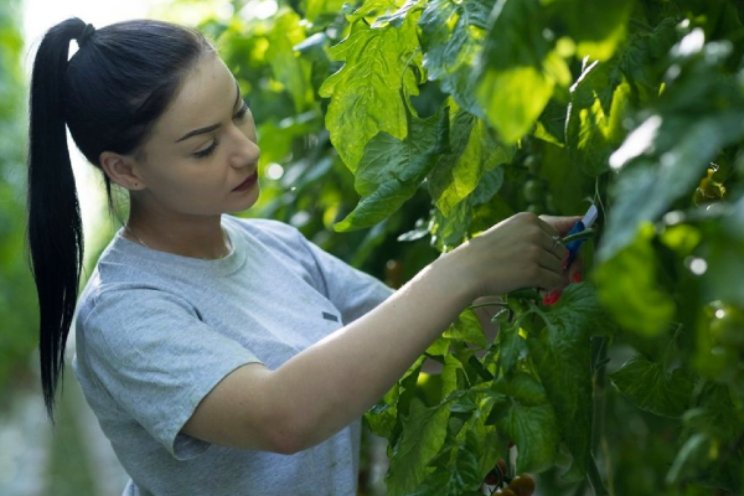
[333,109,448,231]
[427,109,512,217]
[601,111,744,260]
[319,1,423,170]
[475,0,570,143]
[610,355,695,418]
[265,9,313,113]
[700,196,744,303]
[491,372,560,473]
[527,283,603,476]
[547,0,635,62]
[385,398,452,494]
[428,164,507,250]
[566,59,631,177]
[419,0,494,115]
[593,222,676,337]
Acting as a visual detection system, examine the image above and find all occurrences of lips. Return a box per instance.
[232,171,258,191]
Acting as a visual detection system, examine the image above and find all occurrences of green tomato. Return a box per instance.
[710,305,744,348]
[523,179,545,203]
[523,155,540,174]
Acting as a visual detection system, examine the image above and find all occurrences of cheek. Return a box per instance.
[147,159,217,198]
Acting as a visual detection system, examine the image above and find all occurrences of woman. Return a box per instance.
[27,17,579,495]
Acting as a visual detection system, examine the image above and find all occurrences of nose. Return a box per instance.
[228,124,260,169]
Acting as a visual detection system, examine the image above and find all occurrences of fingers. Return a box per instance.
[536,265,566,291]
[546,234,569,265]
[567,257,583,284]
[539,214,582,236]
[517,213,570,288]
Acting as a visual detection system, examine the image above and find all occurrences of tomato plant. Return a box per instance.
[198,0,744,493]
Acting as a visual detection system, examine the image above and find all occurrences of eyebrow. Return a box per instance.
[175,80,242,143]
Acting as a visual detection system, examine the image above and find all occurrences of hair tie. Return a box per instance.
[78,23,96,47]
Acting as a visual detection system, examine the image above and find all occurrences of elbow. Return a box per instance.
[268,428,304,455]
[263,410,313,455]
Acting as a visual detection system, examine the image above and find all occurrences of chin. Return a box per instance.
[227,186,260,213]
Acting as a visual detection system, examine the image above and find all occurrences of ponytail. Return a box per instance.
[27,18,87,420]
[27,16,211,420]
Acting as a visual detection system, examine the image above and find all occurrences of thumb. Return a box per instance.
[540,215,582,236]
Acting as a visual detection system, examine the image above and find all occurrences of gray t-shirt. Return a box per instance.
[72,215,394,496]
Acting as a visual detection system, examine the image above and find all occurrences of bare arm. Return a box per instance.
[182,212,576,454]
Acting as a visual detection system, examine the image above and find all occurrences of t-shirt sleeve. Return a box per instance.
[295,234,395,324]
[77,288,261,460]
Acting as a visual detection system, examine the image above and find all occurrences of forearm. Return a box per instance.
[265,251,473,451]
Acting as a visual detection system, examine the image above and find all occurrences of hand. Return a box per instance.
[447,212,576,299]
[539,214,584,286]
[538,215,584,305]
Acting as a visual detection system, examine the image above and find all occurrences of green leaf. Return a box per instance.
[319,4,423,170]
[333,109,448,231]
[265,9,313,113]
[442,307,488,348]
[476,0,570,143]
[548,0,635,61]
[528,283,602,475]
[617,16,678,105]
[593,222,676,337]
[566,60,631,177]
[495,320,527,375]
[601,111,744,259]
[366,354,427,438]
[667,384,743,489]
[491,372,560,473]
[302,0,348,22]
[700,201,744,303]
[419,0,494,115]
[366,383,401,437]
[386,398,452,494]
[428,162,507,250]
[428,109,512,217]
[610,355,695,418]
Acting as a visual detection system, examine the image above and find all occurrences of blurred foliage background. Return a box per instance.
[3,0,744,494]
[0,0,36,397]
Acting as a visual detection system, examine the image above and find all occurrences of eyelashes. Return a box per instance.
[192,100,251,159]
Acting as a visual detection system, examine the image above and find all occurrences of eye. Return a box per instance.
[193,140,218,159]
[234,100,250,121]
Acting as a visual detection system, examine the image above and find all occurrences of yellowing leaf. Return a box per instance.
[319,7,423,170]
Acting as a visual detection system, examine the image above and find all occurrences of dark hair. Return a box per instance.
[27,17,212,420]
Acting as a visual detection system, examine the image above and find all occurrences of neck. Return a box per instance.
[124,204,231,260]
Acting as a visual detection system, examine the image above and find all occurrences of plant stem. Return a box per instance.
[588,455,609,496]
[591,336,613,496]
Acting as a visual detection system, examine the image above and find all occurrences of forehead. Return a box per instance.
[149,53,235,142]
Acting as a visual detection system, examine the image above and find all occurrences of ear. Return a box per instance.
[99,151,146,191]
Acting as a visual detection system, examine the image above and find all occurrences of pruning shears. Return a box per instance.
[563,203,599,270]
[542,203,599,306]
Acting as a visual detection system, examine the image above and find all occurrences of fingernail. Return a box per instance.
[571,271,583,283]
[542,289,562,306]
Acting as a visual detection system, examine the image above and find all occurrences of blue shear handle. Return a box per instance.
[564,220,585,268]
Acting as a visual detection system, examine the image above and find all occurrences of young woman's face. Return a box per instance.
[132,53,261,217]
